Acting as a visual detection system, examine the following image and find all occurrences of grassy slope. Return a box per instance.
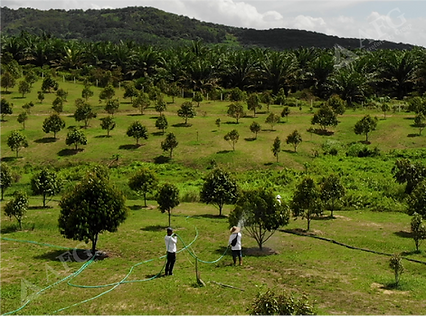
[2,78,426,315]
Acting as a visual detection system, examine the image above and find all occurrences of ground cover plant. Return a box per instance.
[2,73,426,315]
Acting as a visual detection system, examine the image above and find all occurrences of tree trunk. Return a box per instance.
[43,193,46,208]
[168,210,171,227]
[91,233,98,256]
[143,193,147,207]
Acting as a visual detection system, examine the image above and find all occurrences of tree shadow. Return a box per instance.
[34,137,57,143]
[118,144,141,150]
[244,247,278,257]
[28,205,52,210]
[282,149,296,154]
[193,214,227,219]
[151,131,165,136]
[128,204,147,210]
[216,150,231,154]
[0,224,19,234]
[94,135,112,138]
[33,249,96,262]
[172,123,192,127]
[401,250,421,256]
[359,140,371,145]
[244,137,256,141]
[154,155,171,164]
[11,96,25,99]
[57,148,83,156]
[0,91,12,95]
[141,225,168,232]
[407,133,420,138]
[308,128,334,136]
[224,121,239,125]
[0,156,17,162]
[128,113,144,116]
[393,230,412,239]
[312,215,335,221]
[150,116,159,119]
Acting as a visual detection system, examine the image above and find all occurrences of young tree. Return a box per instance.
[155,98,167,115]
[1,71,16,92]
[281,106,290,122]
[271,137,281,162]
[389,254,404,286]
[249,121,261,139]
[265,113,280,130]
[74,102,97,128]
[414,112,426,136]
[18,80,31,97]
[354,115,378,143]
[326,94,346,115]
[56,88,68,101]
[311,105,338,132]
[66,128,87,151]
[155,114,168,134]
[161,132,178,158]
[215,118,221,129]
[128,167,159,207]
[59,171,128,255]
[99,85,116,102]
[0,162,13,200]
[177,101,196,125]
[132,92,150,115]
[286,130,302,152]
[229,188,290,250]
[320,174,346,218]
[7,131,28,157]
[224,129,239,151]
[410,213,426,252]
[157,183,180,227]
[52,97,64,114]
[126,121,148,145]
[100,116,116,137]
[24,70,38,88]
[41,76,58,93]
[227,102,245,124]
[1,98,13,121]
[247,93,262,117]
[200,168,239,216]
[105,99,120,117]
[4,191,28,230]
[17,112,28,130]
[82,86,94,101]
[275,88,286,105]
[229,87,245,102]
[42,114,66,139]
[192,91,203,106]
[407,180,426,218]
[37,91,45,103]
[123,82,139,102]
[392,159,426,194]
[168,82,180,103]
[261,91,273,112]
[291,177,323,231]
[381,103,391,119]
[22,101,34,114]
[31,169,62,208]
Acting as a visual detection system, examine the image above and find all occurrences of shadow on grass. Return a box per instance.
[127,113,144,117]
[1,224,19,234]
[245,247,278,257]
[172,123,192,128]
[154,155,171,164]
[129,204,147,210]
[401,250,421,256]
[141,225,168,232]
[264,162,273,166]
[193,214,227,219]
[308,129,334,136]
[34,249,95,262]
[118,144,141,150]
[312,215,335,221]
[57,148,83,156]
[224,121,239,125]
[407,133,420,138]
[393,230,412,239]
[244,137,256,141]
[28,205,52,210]
[151,131,165,136]
[34,137,57,143]
[282,149,296,154]
[1,156,17,162]
[94,135,112,138]
[216,150,232,154]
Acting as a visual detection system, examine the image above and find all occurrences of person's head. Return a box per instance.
[230,226,240,234]
[167,227,173,236]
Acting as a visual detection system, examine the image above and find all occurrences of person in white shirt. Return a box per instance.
[228,226,242,266]
[164,227,177,275]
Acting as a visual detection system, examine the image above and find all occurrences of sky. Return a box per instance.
[2,0,426,48]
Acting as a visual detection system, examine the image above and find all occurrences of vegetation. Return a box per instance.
[156,183,180,227]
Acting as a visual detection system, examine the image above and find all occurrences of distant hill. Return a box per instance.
[0,6,415,50]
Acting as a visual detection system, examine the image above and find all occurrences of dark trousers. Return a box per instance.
[165,252,176,275]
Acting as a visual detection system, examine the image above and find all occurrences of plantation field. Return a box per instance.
[1,200,426,315]
[2,77,426,315]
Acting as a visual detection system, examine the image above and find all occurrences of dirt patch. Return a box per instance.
[370,282,409,295]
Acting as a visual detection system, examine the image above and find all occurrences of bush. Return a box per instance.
[247,288,316,315]
[346,144,380,157]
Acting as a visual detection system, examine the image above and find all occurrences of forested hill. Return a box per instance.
[0,6,415,50]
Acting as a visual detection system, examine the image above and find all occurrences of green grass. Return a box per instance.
[2,201,426,315]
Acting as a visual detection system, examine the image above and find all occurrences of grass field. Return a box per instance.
[1,199,426,315]
[2,77,426,315]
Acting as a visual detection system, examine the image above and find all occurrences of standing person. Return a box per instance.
[165,227,177,276]
[228,226,242,266]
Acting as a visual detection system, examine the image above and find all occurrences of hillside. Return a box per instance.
[0,6,415,50]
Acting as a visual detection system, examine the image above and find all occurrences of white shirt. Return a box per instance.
[228,232,242,250]
[165,235,177,253]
